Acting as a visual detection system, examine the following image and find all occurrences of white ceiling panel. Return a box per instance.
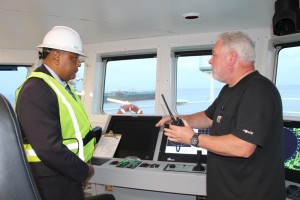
[0,0,276,50]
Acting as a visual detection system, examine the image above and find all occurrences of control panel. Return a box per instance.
[100,156,206,173]
[89,115,207,200]
[164,163,205,173]
[90,157,207,198]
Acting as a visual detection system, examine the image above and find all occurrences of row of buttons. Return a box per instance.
[110,160,160,169]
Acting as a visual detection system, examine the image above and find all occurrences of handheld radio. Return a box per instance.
[161,94,184,152]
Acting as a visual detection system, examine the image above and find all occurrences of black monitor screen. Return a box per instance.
[104,115,162,160]
[158,127,209,163]
[284,121,300,183]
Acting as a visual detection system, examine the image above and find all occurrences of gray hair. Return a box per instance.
[218,31,255,63]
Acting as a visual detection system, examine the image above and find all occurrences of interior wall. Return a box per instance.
[83,27,273,128]
[0,49,37,67]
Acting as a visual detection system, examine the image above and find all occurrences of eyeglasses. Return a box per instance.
[70,55,80,63]
[51,49,83,64]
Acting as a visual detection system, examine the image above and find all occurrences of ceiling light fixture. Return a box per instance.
[182,13,201,20]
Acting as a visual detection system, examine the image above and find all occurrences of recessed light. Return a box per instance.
[182,13,201,20]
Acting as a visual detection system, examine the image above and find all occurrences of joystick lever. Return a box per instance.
[193,150,205,171]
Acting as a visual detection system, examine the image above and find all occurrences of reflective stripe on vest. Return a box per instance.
[24,143,78,162]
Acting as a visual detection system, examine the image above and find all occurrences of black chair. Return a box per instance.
[0,93,115,200]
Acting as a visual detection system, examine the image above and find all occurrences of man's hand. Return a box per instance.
[155,116,172,127]
[163,119,194,145]
[86,163,94,182]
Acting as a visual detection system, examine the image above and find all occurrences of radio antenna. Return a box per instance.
[161,94,176,121]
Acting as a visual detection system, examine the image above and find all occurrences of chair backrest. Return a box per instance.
[0,93,41,200]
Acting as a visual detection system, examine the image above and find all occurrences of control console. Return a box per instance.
[90,157,207,198]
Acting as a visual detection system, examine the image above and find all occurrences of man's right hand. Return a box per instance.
[86,163,94,182]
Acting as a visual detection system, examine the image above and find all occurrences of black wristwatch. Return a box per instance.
[190,133,200,147]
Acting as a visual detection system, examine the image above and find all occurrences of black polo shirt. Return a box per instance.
[204,71,285,200]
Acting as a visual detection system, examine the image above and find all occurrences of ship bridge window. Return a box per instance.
[0,65,29,105]
[102,54,157,115]
[0,62,85,106]
[275,42,300,117]
[174,50,224,114]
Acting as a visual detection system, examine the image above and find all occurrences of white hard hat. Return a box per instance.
[37,26,86,57]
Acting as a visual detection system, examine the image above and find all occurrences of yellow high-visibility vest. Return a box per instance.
[16,72,95,163]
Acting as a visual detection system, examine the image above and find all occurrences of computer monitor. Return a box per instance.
[158,127,209,163]
[103,115,162,160]
[284,120,300,184]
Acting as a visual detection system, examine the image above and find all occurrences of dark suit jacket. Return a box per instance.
[16,65,89,198]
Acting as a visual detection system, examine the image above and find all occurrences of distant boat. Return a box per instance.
[104,90,155,102]
[176,99,188,106]
[104,90,188,106]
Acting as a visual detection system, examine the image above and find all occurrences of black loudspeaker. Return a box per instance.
[272,0,300,36]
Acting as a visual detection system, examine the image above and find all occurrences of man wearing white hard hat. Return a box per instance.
[15,26,114,200]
